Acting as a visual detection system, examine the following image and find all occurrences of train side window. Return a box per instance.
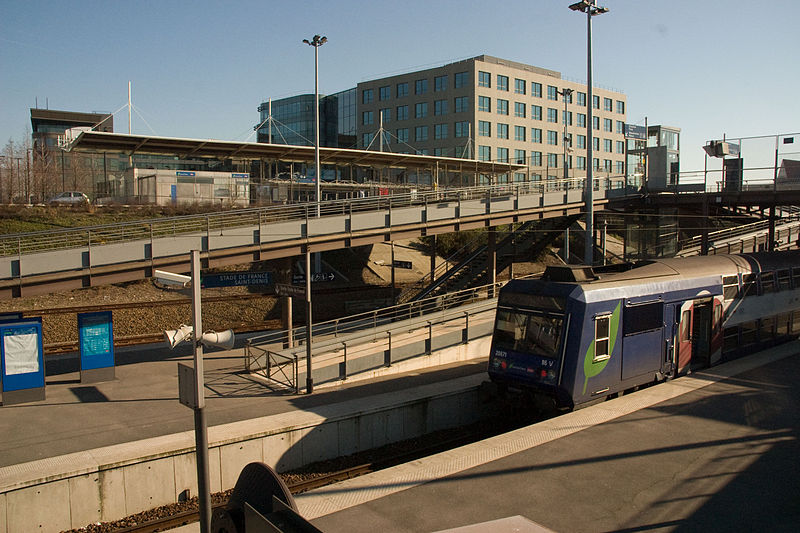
[714,304,723,333]
[777,269,791,291]
[623,302,663,336]
[761,272,775,294]
[722,275,739,300]
[594,314,611,362]
[680,310,691,342]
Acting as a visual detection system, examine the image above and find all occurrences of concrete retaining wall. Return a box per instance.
[0,363,491,533]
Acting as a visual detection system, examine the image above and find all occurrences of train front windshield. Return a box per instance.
[494,309,563,359]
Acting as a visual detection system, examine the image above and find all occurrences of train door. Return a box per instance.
[675,301,693,375]
[691,299,713,370]
[710,296,724,365]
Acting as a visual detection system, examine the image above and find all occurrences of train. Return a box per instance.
[487,250,800,410]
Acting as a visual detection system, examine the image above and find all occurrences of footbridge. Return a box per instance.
[0,180,627,299]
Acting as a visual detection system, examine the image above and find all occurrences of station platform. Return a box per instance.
[297,340,800,533]
[0,337,487,468]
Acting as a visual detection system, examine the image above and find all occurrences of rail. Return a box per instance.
[679,214,800,255]
[0,177,625,258]
[244,281,507,390]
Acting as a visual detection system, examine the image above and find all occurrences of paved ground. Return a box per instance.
[0,338,487,467]
[305,343,800,533]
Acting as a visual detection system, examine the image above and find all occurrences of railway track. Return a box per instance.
[83,416,538,533]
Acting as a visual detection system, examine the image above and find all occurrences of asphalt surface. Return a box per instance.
[309,349,800,533]
[0,339,487,467]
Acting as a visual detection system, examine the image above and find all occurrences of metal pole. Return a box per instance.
[190,250,211,533]
[305,249,313,393]
[584,3,594,266]
[313,44,321,218]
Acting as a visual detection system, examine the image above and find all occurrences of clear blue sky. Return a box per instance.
[1,0,797,172]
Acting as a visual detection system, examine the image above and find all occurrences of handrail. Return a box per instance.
[0,177,624,258]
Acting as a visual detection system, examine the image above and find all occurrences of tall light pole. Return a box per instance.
[557,88,573,183]
[570,0,608,266]
[303,35,327,218]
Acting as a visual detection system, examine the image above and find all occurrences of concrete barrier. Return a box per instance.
[0,367,491,532]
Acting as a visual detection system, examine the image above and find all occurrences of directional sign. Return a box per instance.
[292,272,336,284]
[202,271,273,288]
[393,260,413,270]
[275,283,306,298]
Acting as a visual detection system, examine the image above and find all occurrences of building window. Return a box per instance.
[362,132,373,147]
[478,120,491,137]
[415,125,429,141]
[455,96,469,113]
[396,105,409,121]
[497,123,509,139]
[514,125,526,142]
[478,145,491,161]
[455,121,469,138]
[478,96,491,112]
[531,82,542,98]
[514,172,526,182]
[547,85,558,100]
[514,149,526,164]
[603,118,612,132]
[547,108,558,123]
[531,105,542,121]
[496,147,508,163]
[415,102,428,118]
[379,86,391,101]
[616,140,625,154]
[616,161,624,173]
[593,137,600,150]
[514,78,526,94]
[434,99,448,116]
[362,110,374,125]
[577,113,586,128]
[617,120,625,134]
[434,75,448,92]
[497,99,509,115]
[593,95,600,109]
[415,79,428,95]
[396,128,409,143]
[576,156,586,169]
[531,128,542,143]
[593,158,601,169]
[478,71,491,88]
[547,153,559,167]
[603,97,613,112]
[397,82,409,98]
[531,151,542,166]
[617,100,625,114]
[380,108,391,123]
[604,159,612,171]
[434,123,448,139]
[593,116,600,130]
[497,74,509,91]
[604,139,612,152]
[362,89,374,104]
[577,92,586,106]
[514,102,526,118]
[577,134,586,149]
[593,314,611,361]
[563,111,573,126]
[547,130,558,145]
[455,71,469,88]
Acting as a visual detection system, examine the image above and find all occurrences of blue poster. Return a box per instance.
[78,311,115,370]
[1,321,45,393]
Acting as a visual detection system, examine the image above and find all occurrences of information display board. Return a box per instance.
[78,311,115,383]
[1,319,45,405]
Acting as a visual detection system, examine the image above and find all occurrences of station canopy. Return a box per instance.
[62,130,526,174]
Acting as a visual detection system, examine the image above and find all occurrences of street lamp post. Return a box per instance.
[570,0,608,266]
[303,35,327,218]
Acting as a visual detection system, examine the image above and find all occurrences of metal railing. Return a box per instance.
[0,177,626,258]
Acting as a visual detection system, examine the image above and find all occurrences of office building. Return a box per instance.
[355,55,627,183]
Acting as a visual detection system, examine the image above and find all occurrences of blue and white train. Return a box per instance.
[487,251,800,409]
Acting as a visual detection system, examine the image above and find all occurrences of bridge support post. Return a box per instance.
[280,257,293,348]
[768,205,776,252]
[488,227,496,298]
[430,234,437,282]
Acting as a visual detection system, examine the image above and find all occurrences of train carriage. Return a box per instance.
[488,251,800,409]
